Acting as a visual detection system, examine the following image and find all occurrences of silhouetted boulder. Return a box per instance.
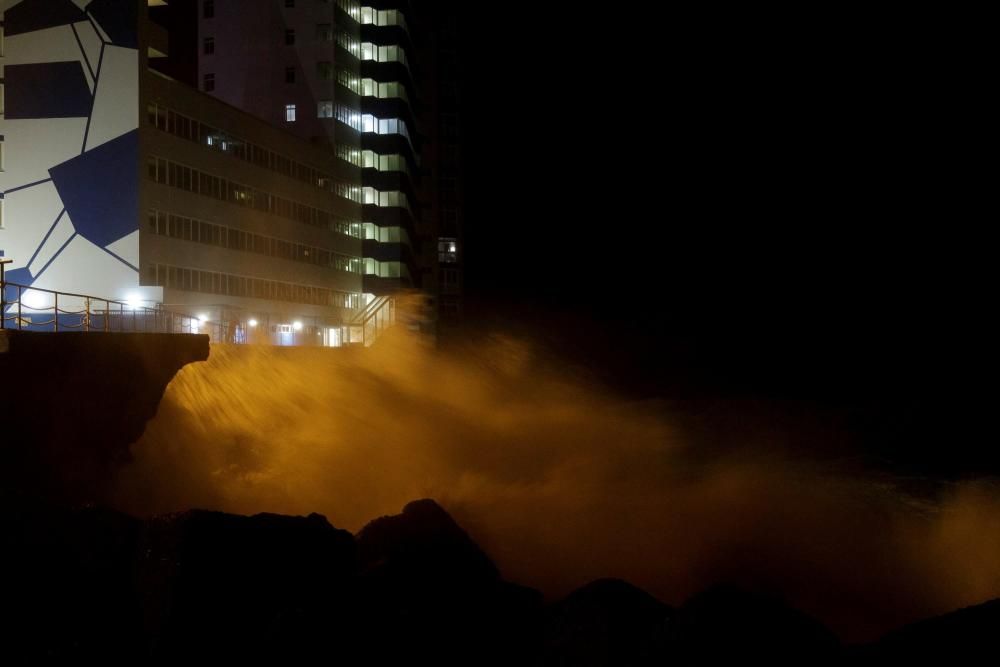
[859,598,1000,665]
[138,509,357,660]
[357,498,499,582]
[355,499,543,665]
[668,584,842,665]
[0,504,145,660]
[543,578,672,666]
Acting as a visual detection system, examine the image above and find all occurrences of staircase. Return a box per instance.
[348,295,396,347]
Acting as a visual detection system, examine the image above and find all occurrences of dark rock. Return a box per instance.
[0,503,145,660]
[357,498,499,583]
[138,509,357,660]
[355,499,544,665]
[858,598,1000,665]
[668,584,842,665]
[543,578,672,666]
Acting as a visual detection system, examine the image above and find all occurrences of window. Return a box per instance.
[284,0,295,6]
[203,0,214,18]
[203,36,214,55]
[285,104,297,122]
[438,238,458,263]
[203,72,215,91]
[0,196,5,230]
[441,268,459,290]
[317,101,333,118]
[285,67,295,83]
[317,61,333,81]
[316,23,333,42]
[285,29,295,45]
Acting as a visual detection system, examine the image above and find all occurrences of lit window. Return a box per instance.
[317,101,333,118]
[203,73,215,91]
[203,36,214,55]
[285,104,297,122]
[438,238,458,263]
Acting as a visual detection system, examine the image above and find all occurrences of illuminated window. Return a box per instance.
[285,104,297,122]
[203,72,215,91]
[203,36,214,55]
[438,238,458,263]
[317,100,333,118]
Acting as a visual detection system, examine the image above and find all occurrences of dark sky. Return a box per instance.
[453,6,992,475]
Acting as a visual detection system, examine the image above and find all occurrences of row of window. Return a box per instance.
[147,103,353,197]
[361,187,410,214]
[337,0,360,20]
[307,100,412,146]
[361,43,408,68]
[361,223,410,246]
[358,150,410,176]
[147,209,362,273]
[360,7,408,33]
[147,156,361,236]
[147,263,362,310]
[314,100,364,132]
[201,0,366,25]
[361,79,409,102]
[361,115,411,143]
[363,259,410,281]
[321,65,411,104]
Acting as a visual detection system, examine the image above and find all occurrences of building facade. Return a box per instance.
[185,0,463,329]
[1,0,373,345]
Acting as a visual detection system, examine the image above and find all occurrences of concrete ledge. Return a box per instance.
[0,330,210,503]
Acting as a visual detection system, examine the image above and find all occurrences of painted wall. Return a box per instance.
[1,0,158,303]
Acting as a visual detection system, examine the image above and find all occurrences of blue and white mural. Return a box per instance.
[0,0,155,303]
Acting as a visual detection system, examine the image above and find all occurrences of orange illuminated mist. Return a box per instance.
[113,323,1000,643]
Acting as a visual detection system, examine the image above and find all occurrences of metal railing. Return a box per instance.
[1,273,395,348]
[0,280,234,340]
[349,295,396,346]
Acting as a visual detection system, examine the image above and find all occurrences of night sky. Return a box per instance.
[455,5,990,476]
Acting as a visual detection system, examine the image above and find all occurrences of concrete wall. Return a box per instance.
[0,0,149,303]
[0,329,209,503]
